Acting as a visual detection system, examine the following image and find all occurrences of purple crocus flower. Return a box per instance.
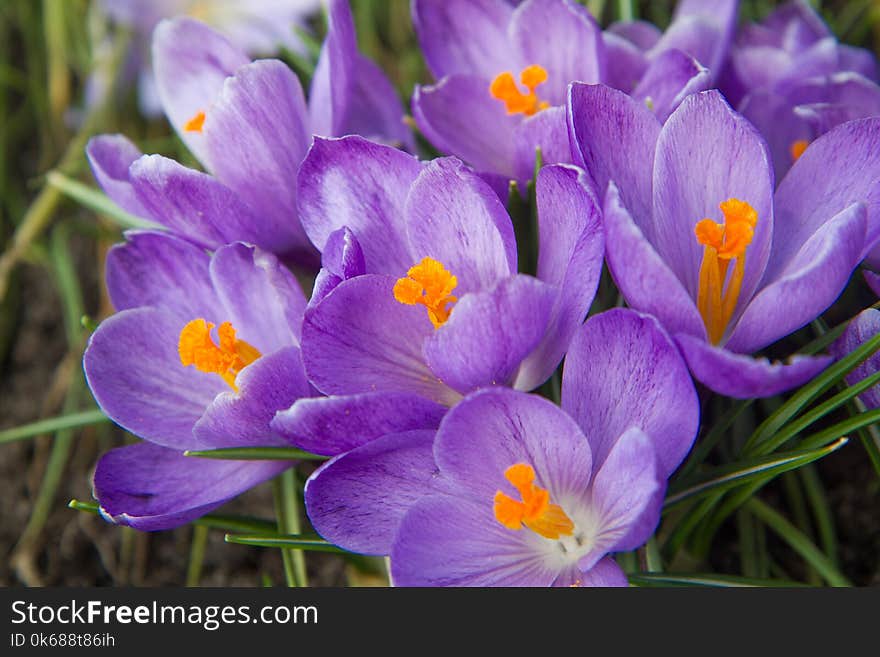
[569,84,880,398]
[303,309,700,586]
[87,0,412,267]
[410,0,732,182]
[83,231,311,530]
[830,307,880,410]
[720,0,880,179]
[91,0,321,117]
[270,135,603,455]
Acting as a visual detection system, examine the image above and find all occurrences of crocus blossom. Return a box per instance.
[830,304,880,410]
[410,0,731,182]
[84,231,311,530]
[569,84,880,398]
[720,0,880,178]
[270,135,603,455]
[87,0,411,266]
[303,308,700,586]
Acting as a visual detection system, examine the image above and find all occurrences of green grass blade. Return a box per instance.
[0,408,108,444]
[183,446,328,461]
[224,533,346,553]
[46,171,154,230]
[628,573,810,588]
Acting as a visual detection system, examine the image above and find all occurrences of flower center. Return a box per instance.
[493,463,574,540]
[790,139,809,162]
[178,319,261,391]
[489,65,551,117]
[694,198,758,345]
[184,110,206,133]
[393,257,458,329]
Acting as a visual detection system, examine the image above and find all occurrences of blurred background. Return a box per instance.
[1,0,878,587]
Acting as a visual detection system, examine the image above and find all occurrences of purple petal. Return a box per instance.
[412,75,520,179]
[433,388,593,504]
[152,18,249,166]
[515,165,604,390]
[561,308,699,476]
[84,308,224,450]
[675,333,833,399]
[771,118,880,280]
[304,430,440,555]
[512,106,572,182]
[391,494,558,586]
[94,441,289,531]
[85,135,153,219]
[631,49,711,123]
[301,275,459,404]
[297,136,421,275]
[192,346,311,449]
[309,227,367,308]
[203,60,315,262]
[654,0,739,76]
[567,82,660,228]
[866,270,880,297]
[105,231,218,322]
[509,0,604,105]
[272,392,446,456]
[209,242,306,352]
[652,90,774,325]
[603,31,648,93]
[127,154,266,250]
[738,86,812,178]
[727,203,868,354]
[572,556,629,587]
[344,55,414,150]
[830,309,880,409]
[412,0,515,80]
[583,427,662,563]
[308,0,357,136]
[424,275,556,394]
[607,20,662,51]
[602,183,706,339]
[404,157,516,293]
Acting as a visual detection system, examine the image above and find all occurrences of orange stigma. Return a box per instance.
[178,319,261,390]
[489,65,551,117]
[184,110,206,133]
[694,198,758,345]
[493,463,574,540]
[393,257,458,328]
[790,139,809,161]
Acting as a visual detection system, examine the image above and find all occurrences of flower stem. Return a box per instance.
[273,469,308,587]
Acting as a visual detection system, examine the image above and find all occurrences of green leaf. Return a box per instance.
[664,438,848,509]
[224,532,346,554]
[183,446,328,461]
[798,408,880,451]
[46,171,153,230]
[628,573,810,588]
[0,408,108,445]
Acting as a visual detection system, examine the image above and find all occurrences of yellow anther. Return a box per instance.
[393,257,458,328]
[489,65,551,117]
[790,139,809,161]
[184,110,206,133]
[493,463,574,540]
[178,319,261,390]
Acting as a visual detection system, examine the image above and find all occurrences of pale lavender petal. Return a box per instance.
[561,308,699,476]
[344,55,414,150]
[152,18,249,166]
[272,392,446,456]
[105,231,218,322]
[602,184,706,339]
[424,275,556,394]
[301,275,459,405]
[192,346,311,448]
[412,75,520,179]
[515,164,604,390]
[830,309,880,409]
[607,20,661,50]
[85,135,152,219]
[83,308,223,450]
[652,90,774,325]
[509,0,604,104]
[675,333,832,399]
[512,106,572,182]
[567,82,660,230]
[391,494,558,587]
[305,430,441,555]
[603,31,648,93]
[405,157,516,294]
[209,242,306,351]
[203,60,315,262]
[727,203,868,353]
[573,556,629,587]
[433,388,593,505]
[94,441,289,531]
[297,136,421,275]
[308,0,356,136]
[412,0,515,80]
[655,0,739,76]
[632,49,711,123]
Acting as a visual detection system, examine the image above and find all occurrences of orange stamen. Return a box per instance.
[393,257,458,328]
[790,139,809,161]
[489,65,551,117]
[178,319,261,390]
[184,110,206,133]
[493,463,574,540]
[694,198,758,344]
